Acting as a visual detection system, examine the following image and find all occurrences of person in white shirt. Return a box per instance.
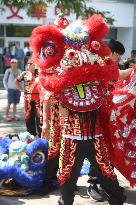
[3,58,22,122]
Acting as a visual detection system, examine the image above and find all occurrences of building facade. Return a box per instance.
[0,0,135,73]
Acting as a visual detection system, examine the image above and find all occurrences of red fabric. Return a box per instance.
[25,80,40,101]
[30,14,117,94]
[30,14,136,186]
[3,56,11,67]
[31,84,40,101]
[39,63,119,93]
[30,25,65,71]
[54,81,108,112]
[102,68,136,187]
[83,14,109,42]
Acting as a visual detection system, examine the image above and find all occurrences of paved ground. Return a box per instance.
[0,89,25,135]
[0,89,136,205]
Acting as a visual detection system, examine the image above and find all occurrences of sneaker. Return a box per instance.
[97,184,105,195]
[4,115,12,122]
[87,184,105,202]
[13,115,20,121]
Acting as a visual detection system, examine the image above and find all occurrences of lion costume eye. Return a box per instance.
[45,46,55,56]
[40,42,57,60]
[31,151,45,164]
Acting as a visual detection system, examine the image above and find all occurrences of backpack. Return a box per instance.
[6,68,11,83]
[3,68,11,89]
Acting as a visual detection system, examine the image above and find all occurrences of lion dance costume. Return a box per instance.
[30,14,135,205]
[0,132,48,196]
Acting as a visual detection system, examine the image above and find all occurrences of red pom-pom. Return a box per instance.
[91,41,101,50]
[54,13,70,29]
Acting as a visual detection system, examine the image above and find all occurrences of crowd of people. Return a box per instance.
[1,43,31,74]
[1,13,136,205]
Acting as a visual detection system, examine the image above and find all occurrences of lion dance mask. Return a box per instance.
[30,14,119,111]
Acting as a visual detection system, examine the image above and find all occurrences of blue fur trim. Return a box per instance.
[0,138,11,155]
[0,136,49,189]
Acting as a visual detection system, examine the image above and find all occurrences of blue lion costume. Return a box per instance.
[0,132,48,196]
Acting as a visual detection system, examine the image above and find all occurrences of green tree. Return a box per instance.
[0,0,114,24]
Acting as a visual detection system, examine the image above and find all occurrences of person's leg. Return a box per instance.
[39,100,61,195]
[5,104,11,121]
[26,101,37,136]
[58,139,85,205]
[39,116,61,195]
[88,165,99,184]
[87,140,126,205]
[5,89,12,121]
[87,139,108,202]
[35,100,42,137]
[88,163,124,196]
[13,89,21,120]
[45,156,59,181]
[13,103,17,117]
[5,104,10,116]
[87,165,104,202]
[24,96,31,130]
[39,155,60,195]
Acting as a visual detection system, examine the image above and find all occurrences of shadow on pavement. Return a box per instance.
[125,189,136,204]
[0,196,26,205]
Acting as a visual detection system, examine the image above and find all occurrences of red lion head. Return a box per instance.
[30,14,119,111]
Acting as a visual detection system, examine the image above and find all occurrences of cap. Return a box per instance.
[11,58,18,63]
